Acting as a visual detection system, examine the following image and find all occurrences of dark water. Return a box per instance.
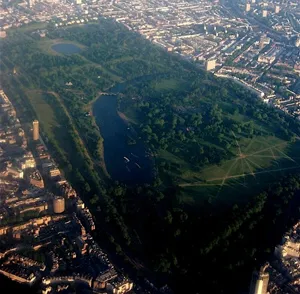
[0,275,36,294]
[93,82,154,185]
[51,43,81,54]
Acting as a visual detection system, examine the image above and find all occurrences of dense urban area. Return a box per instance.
[0,0,299,294]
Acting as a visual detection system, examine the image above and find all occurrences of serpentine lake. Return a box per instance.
[93,82,154,184]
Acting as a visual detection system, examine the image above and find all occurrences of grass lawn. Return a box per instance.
[27,91,77,160]
[7,22,48,35]
[158,136,300,206]
[151,78,186,92]
[27,91,58,135]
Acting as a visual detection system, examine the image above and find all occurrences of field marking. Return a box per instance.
[232,131,242,156]
[221,159,238,185]
[270,148,276,160]
[180,183,226,187]
[246,157,265,170]
[215,159,238,196]
[250,155,284,158]
[246,157,278,179]
[244,159,255,177]
[273,147,298,164]
[181,136,299,188]
[241,158,246,186]
[244,137,256,153]
[196,157,237,174]
[181,165,300,187]
[247,142,288,156]
[179,162,300,187]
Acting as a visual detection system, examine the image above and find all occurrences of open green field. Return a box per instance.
[26,91,78,160]
[27,91,58,135]
[151,78,187,92]
[158,136,300,205]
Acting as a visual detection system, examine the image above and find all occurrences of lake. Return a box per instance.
[51,43,82,55]
[93,83,154,185]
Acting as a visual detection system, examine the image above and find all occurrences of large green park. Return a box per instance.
[1,20,300,293]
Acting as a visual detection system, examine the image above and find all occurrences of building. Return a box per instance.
[245,3,251,12]
[20,158,36,170]
[205,59,216,71]
[48,168,61,178]
[27,0,34,8]
[0,268,38,286]
[19,202,48,214]
[7,167,24,179]
[249,264,269,294]
[295,37,300,48]
[262,10,268,18]
[29,170,44,188]
[275,6,280,14]
[33,120,39,141]
[259,35,270,49]
[53,196,65,214]
[108,277,134,294]
[93,270,118,290]
[258,55,275,64]
[0,31,7,38]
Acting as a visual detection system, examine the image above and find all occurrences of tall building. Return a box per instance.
[249,264,269,294]
[27,0,34,8]
[205,59,216,71]
[53,196,65,214]
[245,3,251,12]
[32,120,39,141]
[262,10,268,17]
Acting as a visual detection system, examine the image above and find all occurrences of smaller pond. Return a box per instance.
[52,43,82,55]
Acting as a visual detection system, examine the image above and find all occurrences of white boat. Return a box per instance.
[124,156,130,162]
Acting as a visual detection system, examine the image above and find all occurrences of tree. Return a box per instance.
[165,211,173,224]
[90,194,99,205]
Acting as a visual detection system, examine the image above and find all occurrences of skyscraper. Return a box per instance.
[33,120,39,141]
[249,264,269,294]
